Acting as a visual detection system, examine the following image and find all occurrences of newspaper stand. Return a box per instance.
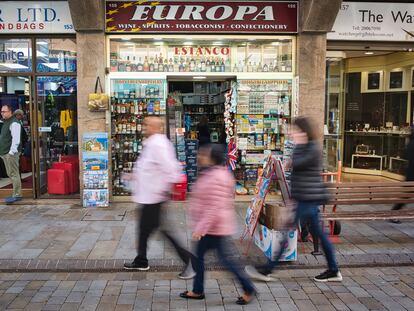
[240,155,295,258]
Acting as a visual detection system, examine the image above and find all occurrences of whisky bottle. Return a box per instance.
[149,59,155,72]
[220,58,225,72]
[163,59,169,72]
[206,57,211,72]
[196,58,202,72]
[179,60,184,72]
[143,56,149,72]
[201,57,206,72]
[118,57,126,72]
[126,56,132,72]
[137,57,143,72]
[225,58,231,71]
[211,58,216,72]
[257,62,263,72]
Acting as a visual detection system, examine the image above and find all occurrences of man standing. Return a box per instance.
[0,104,22,204]
[124,116,195,279]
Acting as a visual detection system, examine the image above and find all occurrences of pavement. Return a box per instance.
[0,201,413,272]
[1,266,414,310]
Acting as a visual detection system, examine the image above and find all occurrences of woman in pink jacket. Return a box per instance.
[180,144,255,305]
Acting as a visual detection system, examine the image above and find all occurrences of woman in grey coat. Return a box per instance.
[246,117,342,283]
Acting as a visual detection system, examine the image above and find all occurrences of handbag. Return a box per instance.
[88,77,109,111]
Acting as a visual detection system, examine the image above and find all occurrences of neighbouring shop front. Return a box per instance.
[0,1,79,198]
[104,1,299,198]
[325,1,414,180]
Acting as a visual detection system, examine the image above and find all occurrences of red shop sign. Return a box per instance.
[106,1,298,33]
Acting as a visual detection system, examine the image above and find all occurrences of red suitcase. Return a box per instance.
[47,169,70,195]
[52,162,79,193]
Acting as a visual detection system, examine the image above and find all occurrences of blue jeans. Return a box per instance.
[257,201,338,274]
[193,235,254,295]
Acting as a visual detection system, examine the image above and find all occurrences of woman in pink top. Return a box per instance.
[180,144,255,305]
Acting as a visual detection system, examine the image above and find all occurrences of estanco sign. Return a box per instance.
[329,2,414,41]
[106,1,298,33]
[0,1,75,33]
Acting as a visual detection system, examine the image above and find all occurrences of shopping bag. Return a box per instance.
[88,77,108,111]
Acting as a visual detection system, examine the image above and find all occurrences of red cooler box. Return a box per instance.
[172,175,187,201]
[47,169,70,195]
[52,162,79,193]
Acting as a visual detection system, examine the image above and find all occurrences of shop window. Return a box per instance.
[367,72,380,90]
[389,71,403,89]
[0,39,32,73]
[36,38,77,73]
[109,38,293,73]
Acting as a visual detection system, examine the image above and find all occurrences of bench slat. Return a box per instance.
[321,210,414,221]
[331,193,414,199]
[327,198,414,205]
[327,187,414,194]
[326,181,414,188]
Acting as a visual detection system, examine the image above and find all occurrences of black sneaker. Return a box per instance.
[314,270,342,282]
[123,261,150,271]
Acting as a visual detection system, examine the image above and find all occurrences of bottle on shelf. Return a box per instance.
[168,58,174,72]
[201,57,206,72]
[206,58,211,72]
[137,57,144,72]
[143,56,149,72]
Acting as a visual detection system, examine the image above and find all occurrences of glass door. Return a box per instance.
[35,76,78,197]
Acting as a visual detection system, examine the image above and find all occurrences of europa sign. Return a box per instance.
[106,1,298,33]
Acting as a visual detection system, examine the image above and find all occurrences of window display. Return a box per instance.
[110,79,166,195]
[0,39,32,72]
[36,38,77,73]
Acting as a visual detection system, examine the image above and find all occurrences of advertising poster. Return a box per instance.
[82,132,109,207]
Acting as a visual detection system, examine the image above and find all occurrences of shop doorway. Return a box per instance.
[0,75,34,198]
[35,76,78,198]
[167,76,235,189]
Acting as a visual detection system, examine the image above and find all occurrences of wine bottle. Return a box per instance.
[211,58,216,72]
[206,57,211,72]
[137,57,143,72]
[201,57,206,72]
[143,56,149,72]
[168,58,174,72]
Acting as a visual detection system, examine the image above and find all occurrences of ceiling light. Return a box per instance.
[364,51,374,55]
[193,76,207,80]
[153,38,163,41]
[121,38,131,41]
[183,41,193,45]
[0,63,28,69]
[212,41,223,46]
[271,42,280,46]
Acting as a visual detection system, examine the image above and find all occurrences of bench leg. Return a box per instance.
[311,231,322,256]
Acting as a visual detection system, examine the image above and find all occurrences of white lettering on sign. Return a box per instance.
[329,2,414,41]
[174,46,230,56]
[130,5,275,21]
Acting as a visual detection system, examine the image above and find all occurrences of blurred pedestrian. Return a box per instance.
[246,116,342,283]
[180,144,256,305]
[196,115,210,146]
[390,126,414,223]
[124,116,196,279]
[0,104,22,204]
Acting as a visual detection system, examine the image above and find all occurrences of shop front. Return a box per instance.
[325,1,414,180]
[0,1,79,198]
[105,1,298,197]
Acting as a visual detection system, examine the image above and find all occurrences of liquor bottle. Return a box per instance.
[134,100,138,115]
[118,57,126,72]
[211,58,216,72]
[125,56,132,72]
[243,60,248,72]
[190,57,195,72]
[179,60,184,72]
[149,58,155,72]
[269,61,274,72]
[238,60,243,72]
[206,57,211,72]
[247,61,253,72]
[137,57,143,72]
[163,59,169,72]
[225,58,231,71]
[154,54,159,67]
[196,58,202,72]
[143,56,149,72]
[168,58,174,72]
[173,57,179,72]
[201,57,206,72]
[257,62,263,72]
[220,58,225,72]
[233,63,238,72]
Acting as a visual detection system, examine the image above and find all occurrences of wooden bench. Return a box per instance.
[307,181,414,254]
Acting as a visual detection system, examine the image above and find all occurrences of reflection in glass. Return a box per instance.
[389,71,403,89]
[36,38,77,72]
[0,39,32,72]
[368,72,380,90]
[36,76,78,195]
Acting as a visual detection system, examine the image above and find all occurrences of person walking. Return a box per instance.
[246,116,342,283]
[180,144,256,305]
[0,104,22,204]
[390,126,414,223]
[196,115,211,146]
[123,116,195,279]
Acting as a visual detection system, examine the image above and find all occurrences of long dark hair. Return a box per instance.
[293,117,318,141]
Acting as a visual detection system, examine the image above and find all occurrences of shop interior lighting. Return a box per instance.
[183,41,193,45]
[364,51,374,55]
[193,76,207,79]
[271,42,280,46]
[212,41,223,45]
[121,38,131,41]
[36,41,48,45]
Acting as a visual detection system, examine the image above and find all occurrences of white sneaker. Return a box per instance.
[245,265,274,282]
[178,263,196,280]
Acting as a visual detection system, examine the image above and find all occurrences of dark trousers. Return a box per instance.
[257,201,339,274]
[193,235,254,295]
[135,203,193,265]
